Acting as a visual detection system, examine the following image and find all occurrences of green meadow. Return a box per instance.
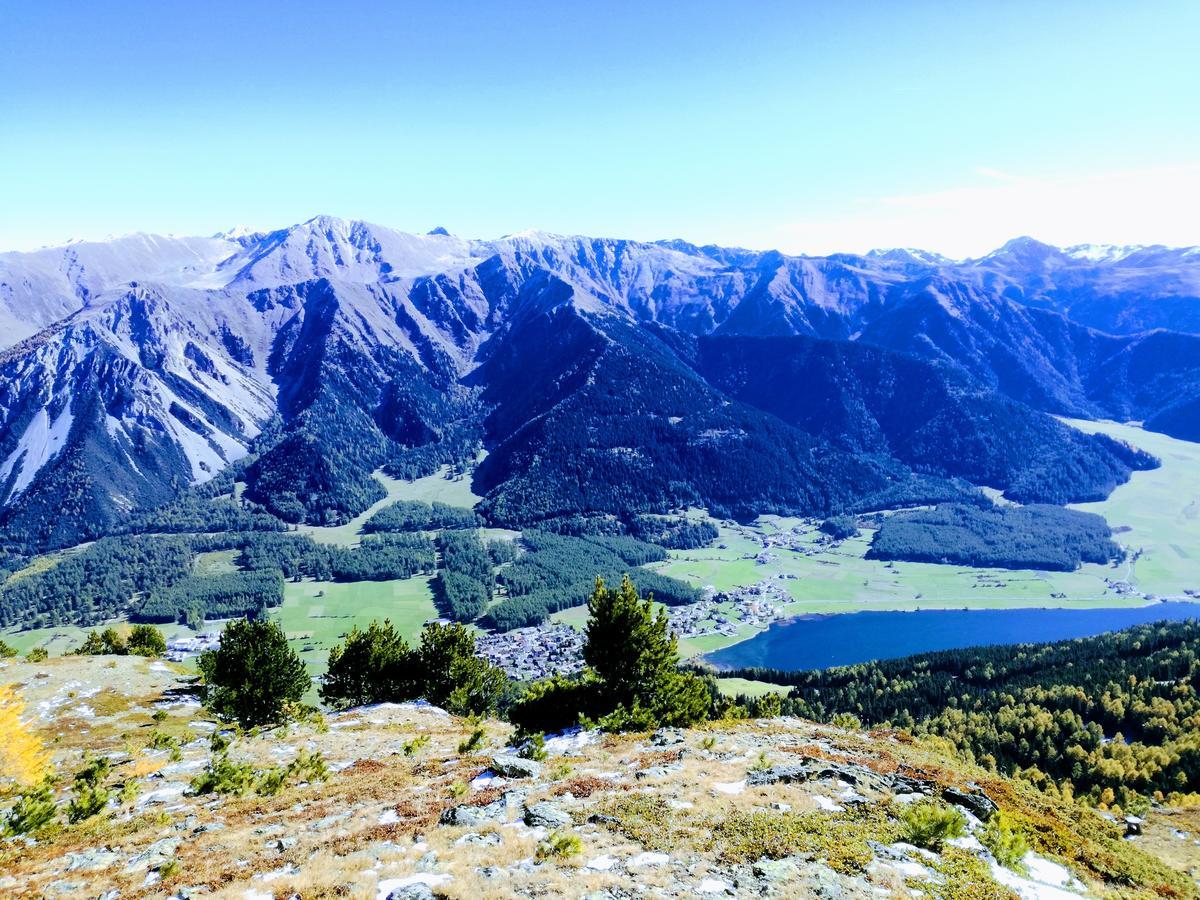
[1063,419,1200,599]
[273,576,438,678]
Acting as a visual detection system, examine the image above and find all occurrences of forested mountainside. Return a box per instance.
[688,333,1156,503]
[0,217,1197,552]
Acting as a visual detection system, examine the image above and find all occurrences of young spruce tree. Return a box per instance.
[199,618,309,728]
[583,575,709,730]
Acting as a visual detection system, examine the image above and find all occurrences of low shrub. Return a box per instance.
[898,800,966,851]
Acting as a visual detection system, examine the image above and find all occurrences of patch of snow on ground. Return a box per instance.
[0,405,74,497]
[697,877,734,894]
[990,852,1086,900]
[586,855,618,871]
[628,852,670,867]
[376,873,451,899]
[813,795,844,812]
[541,727,599,755]
[713,780,746,795]
[470,771,505,790]
[378,810,400,825]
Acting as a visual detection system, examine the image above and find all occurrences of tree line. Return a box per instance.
[719,619,1200,807]
[135,571,286,626]
[363,500,481,533]
[484,531,699,631]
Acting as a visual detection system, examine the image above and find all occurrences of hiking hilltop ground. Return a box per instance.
[1,654,1197,899]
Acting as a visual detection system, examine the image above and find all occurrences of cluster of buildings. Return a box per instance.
[667,578,793,640]
[164,631,221,662]
[474,623,585,680]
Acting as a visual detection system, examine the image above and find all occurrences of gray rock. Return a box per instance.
[1125,815,1144,837]
[124,838,180,872]
[477,866,503,879]
[502,789,528,813]
[524,802,572,828]
[651,728,685,746]
[753,857,799,882]
[491,755,543,779]
[386,886,434,900]
[65,847,120,872]
[439,799,509,827]
[455,831,502,846]
[942,785,998,822]
[266,837,297,851]
[416,851,439,871]
[746,764,810,787]
[805,862,845,898]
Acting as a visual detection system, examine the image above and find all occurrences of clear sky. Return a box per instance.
[3,0,1198,257]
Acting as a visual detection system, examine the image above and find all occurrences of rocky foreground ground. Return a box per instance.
[1,655,1197,899]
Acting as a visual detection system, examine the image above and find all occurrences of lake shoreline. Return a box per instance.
[700,600,1200,673]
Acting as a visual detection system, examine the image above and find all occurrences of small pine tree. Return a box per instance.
[584,575,709,729]
[413,622,507,716]
[2,780,57,836]
[75,631,106,656]
[320,620,415,710]
[198,618,309,728]
[100,627,127,655]
[127,625,166,658]
[585,575,677,710]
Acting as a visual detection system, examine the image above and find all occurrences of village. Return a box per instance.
[473,577,798,680]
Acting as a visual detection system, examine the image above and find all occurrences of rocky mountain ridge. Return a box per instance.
[0,217,1195,550]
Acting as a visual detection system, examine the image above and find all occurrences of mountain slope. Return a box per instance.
[473,304,974,524]
[688,334,1157,503]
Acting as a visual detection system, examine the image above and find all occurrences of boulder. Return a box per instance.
[439,799,508,827]
[491,754,544,779]
[941,785,998,822]
[746,764,810,787]
[651,728,685,746]
[123,837,180,872]
[524,802,572,828]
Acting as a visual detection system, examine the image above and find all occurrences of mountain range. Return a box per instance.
[1,216,1196,550]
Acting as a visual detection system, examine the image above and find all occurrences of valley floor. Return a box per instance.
[4,424,1195,674]
[609,420,1199,660]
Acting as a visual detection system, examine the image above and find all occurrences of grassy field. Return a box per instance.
[193,549,240,575]
[297,462,485,547]
[714,676,791,698]
[273,576,438,677]
[1064,418,1200,599]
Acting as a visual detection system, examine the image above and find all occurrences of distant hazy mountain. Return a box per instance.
[0,217,1192,548]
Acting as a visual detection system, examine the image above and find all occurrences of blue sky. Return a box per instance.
[3,0,1198,256]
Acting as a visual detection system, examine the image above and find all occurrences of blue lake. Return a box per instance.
[704,602,1200,672]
